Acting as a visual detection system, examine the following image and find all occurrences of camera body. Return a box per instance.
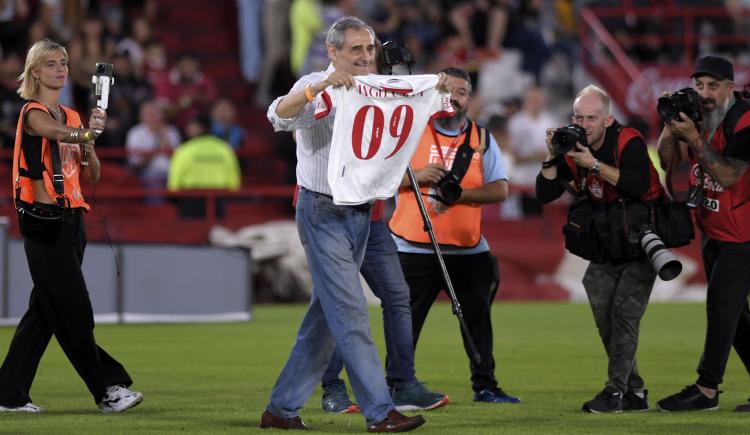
[435,171,463,205]
[657,87,702,124]
[91,62,114,111]
[382,41,413,67]
[551,123,587,155]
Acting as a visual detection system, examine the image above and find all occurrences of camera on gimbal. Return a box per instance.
[551,123,588,155]
[657,87,702,124]
[381,41,414,74]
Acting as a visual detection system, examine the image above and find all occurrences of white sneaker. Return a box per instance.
[0,402,42,412]
[98,385,143,413]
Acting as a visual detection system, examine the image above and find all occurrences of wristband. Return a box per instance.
[304,84,314,103]
[81,130,94,142]
[541,155,561,169]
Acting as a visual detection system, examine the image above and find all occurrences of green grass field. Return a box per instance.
[0,302,749,434]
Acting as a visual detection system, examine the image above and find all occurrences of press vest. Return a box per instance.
[389,122,487,248]
[565,127,662,204]
[12,101,88,209]
[689,102,750,242]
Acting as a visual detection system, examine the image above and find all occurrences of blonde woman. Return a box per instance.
[0,39,142,413]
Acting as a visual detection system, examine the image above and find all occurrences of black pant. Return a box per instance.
[696,238,750,389]
[399,251,499,392]
[0,210,132,407]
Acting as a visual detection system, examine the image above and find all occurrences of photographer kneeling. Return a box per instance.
[535,85,663,413]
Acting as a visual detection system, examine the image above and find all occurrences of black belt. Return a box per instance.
[304,188,374,212]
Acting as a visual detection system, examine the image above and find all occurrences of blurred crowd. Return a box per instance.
[0,0,245,201]
[2,0,749,214]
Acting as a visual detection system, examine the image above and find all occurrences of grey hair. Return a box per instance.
[575,84,612,116]
[325,16,375,50]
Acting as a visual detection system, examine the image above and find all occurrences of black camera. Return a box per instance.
[657,87,702,124]
[551,123,587,155]
[435,171,463,205]
[382,41,413,66]
[686,184,704,209]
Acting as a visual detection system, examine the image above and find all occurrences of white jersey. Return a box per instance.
[314,74,453,205]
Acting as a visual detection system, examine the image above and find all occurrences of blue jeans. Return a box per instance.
[266,188,394,425]
[322,219,417,390]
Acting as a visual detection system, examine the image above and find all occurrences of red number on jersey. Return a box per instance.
[352,105,384,160]
[384,105,413,159]
[352,104,414,161]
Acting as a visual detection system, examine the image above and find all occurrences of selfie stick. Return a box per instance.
[384,41,481,365]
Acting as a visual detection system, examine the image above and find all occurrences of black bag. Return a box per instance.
[653,200,694,248]
[562,197,607,263]
[14,103,66,244]
[17,201,64,244]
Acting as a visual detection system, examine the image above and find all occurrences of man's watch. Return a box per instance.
[590,159,601,175]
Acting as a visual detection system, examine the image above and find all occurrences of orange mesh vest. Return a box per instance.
[12,101,89,209]
[389,122,486,248]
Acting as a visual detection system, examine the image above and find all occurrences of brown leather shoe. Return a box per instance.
[260,409,309,430]
[367,410,425,433]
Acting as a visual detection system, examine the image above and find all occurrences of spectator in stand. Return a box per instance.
[290,0,358,78]
[125,100,181,190]
[155,52,218,129]
[0,51,25,149]
[167,113,240,218]
[210,97,246,150]
[504,86,558,218]
[98,50,153,148]
[0,0,31,56]
[448,0,550,84]
[142,39,168,87]
[251,0,292,106]
[67,14,115,111]
[115,16,152,77]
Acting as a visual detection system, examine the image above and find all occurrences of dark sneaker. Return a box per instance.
[735,397,750,412]
[473,387,521,404]
[623,389,649,412]
[392,381,449,412]
[322,383,359,414]
[657,385,719,412]
[582,387,623,413]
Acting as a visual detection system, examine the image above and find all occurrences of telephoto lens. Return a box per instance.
[639,227,682,280]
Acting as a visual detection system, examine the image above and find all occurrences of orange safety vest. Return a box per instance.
[12,101,89,209]
[389,122,488,248]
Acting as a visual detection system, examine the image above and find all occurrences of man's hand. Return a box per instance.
[665,111,701,144]
[415,164,448,186]
[544,127,558,157]
[316,69,356,92]
[436,72,454,93]
[567,142,596,169]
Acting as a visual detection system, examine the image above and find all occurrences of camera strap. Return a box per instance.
[428,120,475,180]
[15,103,66,207]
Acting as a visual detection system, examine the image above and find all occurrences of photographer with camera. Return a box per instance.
[536,85,663,413]
[0,39,142,414]
[389,67,521,405]
[655,56,750,412]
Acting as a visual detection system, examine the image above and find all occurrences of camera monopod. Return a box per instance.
[85,62,114,166]
[382,41,481,365]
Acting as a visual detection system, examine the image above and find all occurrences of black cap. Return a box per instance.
[691,55,734,81]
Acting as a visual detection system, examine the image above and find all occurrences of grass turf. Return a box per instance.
[0,302,749,434]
